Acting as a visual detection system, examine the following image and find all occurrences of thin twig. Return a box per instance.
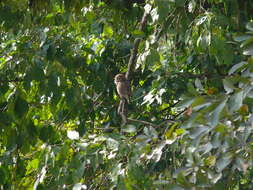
[127,118,158,128]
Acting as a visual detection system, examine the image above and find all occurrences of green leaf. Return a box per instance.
[189,126,208,139]
[243,45,253,55]
[176,97,195,109]
[171,186,185,190]
[165,122,178,139]
[228,61,248,75]
[147,141,166,162]
[153,180,169,185]
[103,24,113,37]
[216,152,233,172]
[46,44,56,60]
[31,65,45,81]
[144,126,158,139]
[191,96,205,108]
[215,123,227,134]
[235,157,247,172]
[234,34,252,42]
[14,96,29,118]
[207,170,222,184]
[146,49,160,66]
[204,155,216,167]
[106,138,119,150]
[122,125,136,133]
[0,166,9,185]
[210,98,227,127]
[240,36,253,47]
[26,159,39,175]
[175,128,185,135]
[222,78,235,94]
[72,161,86,182]
[211,133,221,148]
[176,172,191,188]
[246,22,253,31]
[228,90,243,112]
[156,1,170,21]
[39,126,54,142]
[0,112,11,125]
[187,82,198,96]
[0,83,9,96]
[188,0,196,13]
[194,78,203,90]
[131,30,145,38]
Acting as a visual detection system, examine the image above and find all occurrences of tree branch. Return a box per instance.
[127,118,158,128]
[125,10,149,81]
[118,6,150,125]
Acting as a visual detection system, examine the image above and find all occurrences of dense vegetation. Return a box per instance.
[1,0,253,189]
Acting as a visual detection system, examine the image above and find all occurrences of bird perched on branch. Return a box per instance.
[114,73,131,103]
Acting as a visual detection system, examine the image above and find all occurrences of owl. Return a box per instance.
[114,73,131,103]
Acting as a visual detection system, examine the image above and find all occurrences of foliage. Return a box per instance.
[1,0,253,189]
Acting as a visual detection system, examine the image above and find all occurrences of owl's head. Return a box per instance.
[114,73,126,83]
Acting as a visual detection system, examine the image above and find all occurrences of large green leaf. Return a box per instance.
[210,98,227,127]
[228,91,243,112]
[216,152,233,172]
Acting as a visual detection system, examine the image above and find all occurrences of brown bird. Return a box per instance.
[114,73,131,103]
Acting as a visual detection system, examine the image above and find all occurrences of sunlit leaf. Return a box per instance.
[26,159,39,175]
[204,155,216,167]
[67,130,80,140]
[194,78,203,90]
[34,165,47,190]
[132,30,145,38]
[122,125,136,133]
[73,183,87,190]
[106,138,119,150]
[103,25,113,38]
[246,22,253,31]
[243,45,253,55]
[207,170,222,184]
[196,16,207,25]
[240,36,253,47]
[147,141,166,162]
[228,61,247,75]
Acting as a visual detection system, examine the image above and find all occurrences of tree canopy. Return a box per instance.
[1,0,253,189]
